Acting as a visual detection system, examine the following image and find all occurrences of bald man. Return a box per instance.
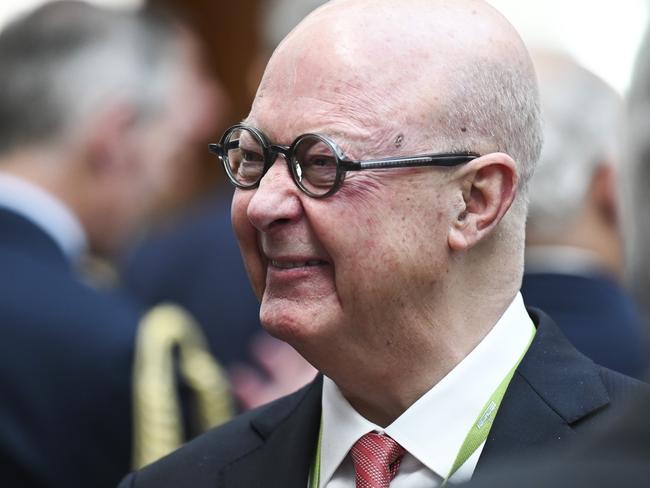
[119,1,645,487]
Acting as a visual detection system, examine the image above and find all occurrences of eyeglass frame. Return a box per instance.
[208,124,481,198]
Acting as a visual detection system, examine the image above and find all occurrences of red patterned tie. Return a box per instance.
[350,432,406,488]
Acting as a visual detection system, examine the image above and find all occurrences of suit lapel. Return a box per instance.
[219,375,323,488]
[477,308,610,470]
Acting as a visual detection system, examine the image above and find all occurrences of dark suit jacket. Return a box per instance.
[120,191,262,369]
[522,272,649,379]
[118,309,646,488]
[0,208,138,488]
[462,390,650,488]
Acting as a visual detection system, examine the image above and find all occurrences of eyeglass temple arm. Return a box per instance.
[208,141,479,170]
[209,141,241,154]
[340,153,479,171]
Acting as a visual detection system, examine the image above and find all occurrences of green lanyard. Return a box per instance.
[308,321,536,488]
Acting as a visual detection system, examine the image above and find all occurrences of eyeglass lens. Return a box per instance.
[224,127,339,196]
[293,135,338,196]
[225,128,265,187]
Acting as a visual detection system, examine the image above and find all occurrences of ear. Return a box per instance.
[588,163,618,226]
[81,102,137,177]
[448,152,518,251]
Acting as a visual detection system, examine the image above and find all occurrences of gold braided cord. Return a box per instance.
[132,304,233,469]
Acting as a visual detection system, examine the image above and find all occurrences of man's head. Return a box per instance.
[230,0,541,387]
[526,52,624,276]
[0,1,219,255]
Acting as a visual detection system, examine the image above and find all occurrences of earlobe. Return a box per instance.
[447,153,518,251]
[448,223,470,251]
[590,164,618,225]
[83,102,136,175]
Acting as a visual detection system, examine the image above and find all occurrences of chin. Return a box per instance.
[260,306,308,343]
[259,298,335,348]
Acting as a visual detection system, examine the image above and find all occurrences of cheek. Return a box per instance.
[230,191,250,240]
[231,191,265,299]
[329,198,447,291]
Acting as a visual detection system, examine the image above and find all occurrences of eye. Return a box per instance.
[229,141,265,183]
[302,155,337,187]
[309,155,337,167]
[237,149,265,179]
[241,148,264,163]
[293,137,339,191]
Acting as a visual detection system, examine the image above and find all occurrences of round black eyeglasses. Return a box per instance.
[209,124,480,198]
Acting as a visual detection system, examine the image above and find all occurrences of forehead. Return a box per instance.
[248,67,378,147]
[247,75,449,160]
[246,26,451,151]
[248,99,380,154]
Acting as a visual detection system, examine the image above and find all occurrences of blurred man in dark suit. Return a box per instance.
[119,1,646,487]
[0,2,216,486]
[522,52,649,378]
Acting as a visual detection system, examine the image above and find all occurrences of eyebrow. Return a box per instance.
[231,122,364,154]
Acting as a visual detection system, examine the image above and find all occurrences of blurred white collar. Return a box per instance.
[0,172,87,262]
[525,245,608,276]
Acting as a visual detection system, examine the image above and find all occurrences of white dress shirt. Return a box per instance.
[318,293,535,487]
[0,172,87,261]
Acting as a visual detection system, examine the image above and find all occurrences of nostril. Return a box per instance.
[266,216,293,231]
[245,171,303,232]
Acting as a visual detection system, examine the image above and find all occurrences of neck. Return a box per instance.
[0,147,98,255]
[527,208,623,280]
[318,290,517,427]
[0,147,79,206]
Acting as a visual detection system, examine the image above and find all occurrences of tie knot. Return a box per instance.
[350,433,406,488]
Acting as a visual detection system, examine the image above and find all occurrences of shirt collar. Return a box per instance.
[319,292,534,486]
[0,172,87,261]
[525,245,608,276]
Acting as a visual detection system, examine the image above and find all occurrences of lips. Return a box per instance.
[270,259,328,269]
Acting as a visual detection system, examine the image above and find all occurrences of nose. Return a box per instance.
[245,154,303,232]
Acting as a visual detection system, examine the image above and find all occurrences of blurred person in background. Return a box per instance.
[0,1,217,486]
[522,52,649,379]
[120,0,326,412]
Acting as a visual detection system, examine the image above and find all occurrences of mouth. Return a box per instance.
[269,259,328,269]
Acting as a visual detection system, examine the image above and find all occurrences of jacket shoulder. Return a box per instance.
[596,366,649,404]
[119,381,317,487]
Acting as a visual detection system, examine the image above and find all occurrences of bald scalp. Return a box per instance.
[257,0,541,194]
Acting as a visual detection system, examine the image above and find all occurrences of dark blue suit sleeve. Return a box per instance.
[117,473,136,488]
